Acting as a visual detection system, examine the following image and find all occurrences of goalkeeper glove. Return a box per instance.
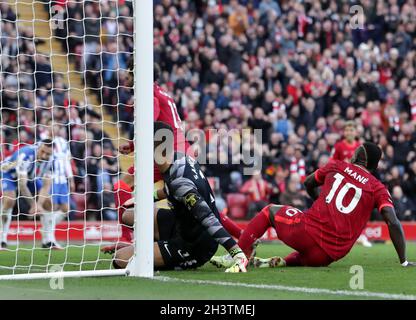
[225,247,248,273]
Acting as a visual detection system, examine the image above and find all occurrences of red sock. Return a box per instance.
[114,180,133,242]
[284,252,303,266]
[220,210,243,239]
[238,208,271,257]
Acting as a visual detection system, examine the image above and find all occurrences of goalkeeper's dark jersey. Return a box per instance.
[163,153,237,252]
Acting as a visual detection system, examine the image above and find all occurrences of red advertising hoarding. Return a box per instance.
[7,221,416,242]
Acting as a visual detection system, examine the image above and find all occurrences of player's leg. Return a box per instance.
[210,204,276,268]
[39,196,57,249]
[114,232,217,270]
[155,208,176,241]
[44,182,69,249]
[113,179,133,242]
[113,242,165,269]
[122,206,174,241]
[219,210,243,239]
[35,179,58,249]
[257,205,334,267]
[0,178,17,248]
[238,204,280,257]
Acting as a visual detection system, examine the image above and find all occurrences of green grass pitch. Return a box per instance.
[0,242,415,300]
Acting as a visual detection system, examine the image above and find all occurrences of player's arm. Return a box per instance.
[304,161,335,201]
[380,206,416,267]
[36,161,53,212]
[153,188,167,202]
[16,159,36,208]
[304,172,320,200]
[37,174,52,211]
[17,173,35,206]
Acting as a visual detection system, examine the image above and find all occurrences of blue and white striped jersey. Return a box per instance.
[52,137,73,184]
[0,145,52,180]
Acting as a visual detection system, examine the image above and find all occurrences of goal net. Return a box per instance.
[0,0,151,279]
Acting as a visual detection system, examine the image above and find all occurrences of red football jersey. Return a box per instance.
[153,83,190,181]
[154,83,189,154]
[128,84,191,181]
[332,139,361,162]
[304,160,393,260]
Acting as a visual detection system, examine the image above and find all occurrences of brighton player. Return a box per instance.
[211,142,415,268]
[0,140,53,249]
[113,122,248,272]
[42,122,74,249]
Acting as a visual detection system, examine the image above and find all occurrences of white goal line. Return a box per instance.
[0,269,127,281]
[155,276,416,300]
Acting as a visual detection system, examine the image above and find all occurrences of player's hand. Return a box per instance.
[28,203,42,216]
[225,248,248,273]
[119,142,133,155]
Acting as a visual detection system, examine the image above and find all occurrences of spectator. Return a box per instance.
[279,174,307,211]
[240,170,272,218]
[392,186,416,221]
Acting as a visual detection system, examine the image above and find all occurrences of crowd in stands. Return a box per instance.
[1,1,118,220]
[2,0,416,221]
[151,0,416,221]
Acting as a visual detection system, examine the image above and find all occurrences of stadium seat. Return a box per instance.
[226,193,248,219]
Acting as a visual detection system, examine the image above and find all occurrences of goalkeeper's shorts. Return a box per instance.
[157,230,218,270]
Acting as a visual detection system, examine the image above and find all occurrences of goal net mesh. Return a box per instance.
[0,0,134,276]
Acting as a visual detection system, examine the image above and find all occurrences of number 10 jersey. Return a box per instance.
[305,160,393,260]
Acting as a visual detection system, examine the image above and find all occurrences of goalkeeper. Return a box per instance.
[111,62,189,245]
[112,122,248,272]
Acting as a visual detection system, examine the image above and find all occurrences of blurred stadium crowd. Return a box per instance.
[1,0,416,221]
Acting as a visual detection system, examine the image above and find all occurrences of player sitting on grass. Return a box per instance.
[0,140,55,249]
[112,122,248,272]
[211,142,415,268]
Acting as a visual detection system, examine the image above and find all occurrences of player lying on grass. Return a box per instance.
[211,142,416,268]
[112,122,248,272]
[0,140,58,249]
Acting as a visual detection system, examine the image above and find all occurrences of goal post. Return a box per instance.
[0,0,153,280]
[126,0,154,278]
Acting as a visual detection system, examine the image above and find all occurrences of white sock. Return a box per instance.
[41,212,55,244]
[1,208,13,244]
[50,211,64,243]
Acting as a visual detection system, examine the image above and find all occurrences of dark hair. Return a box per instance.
[351,142,382,172]
[154,121,174,156]
[154,121,173,137]
[127,59,160,82]
[41,139,54,148]
[154,63,161,82]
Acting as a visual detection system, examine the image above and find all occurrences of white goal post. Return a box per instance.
[126,0,154,278]
[0,0,153,280]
